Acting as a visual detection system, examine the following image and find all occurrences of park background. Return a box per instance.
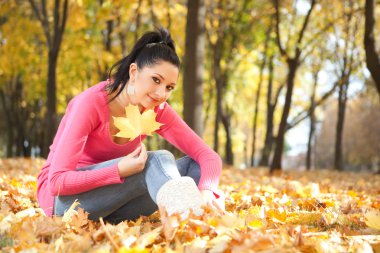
[1,0,380,173]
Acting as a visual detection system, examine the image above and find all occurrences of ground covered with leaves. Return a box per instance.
[1,158,379,252]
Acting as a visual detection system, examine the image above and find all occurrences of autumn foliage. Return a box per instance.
[1,158,379,252]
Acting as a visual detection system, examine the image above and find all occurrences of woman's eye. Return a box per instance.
[152,77,160,84]
[166,86,174,91]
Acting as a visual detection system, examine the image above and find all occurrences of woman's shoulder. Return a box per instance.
[63,81,108,120]
[79,81,107,97]
[71,81,108,104]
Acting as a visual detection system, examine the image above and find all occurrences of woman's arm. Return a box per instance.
[156,103,222,193]
[47,92,123,196]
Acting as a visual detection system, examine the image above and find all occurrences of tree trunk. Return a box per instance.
[251,23,271,167]
[259,55,275,167]
[306,71,319,170]
[0,76,31,157]
[334,0,357,171]
[212,42,224,153]
[13,77,26,157]
[334,79,349,171]
[183,0,205,137]
[271,58,298,172]
[44,50,58,156]
[207,0,252,161]
[364,0,380,99]
[28,0,69,157]
[0,89,14,157]
[221,112,233,164]
[203,84,213,132]
[271,0,316,172]
[244,136,249,166]
[105,20,113,52]
[213,78,223,153]
[251,50,267,167]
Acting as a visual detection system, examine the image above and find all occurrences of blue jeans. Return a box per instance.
[53,150,201,223]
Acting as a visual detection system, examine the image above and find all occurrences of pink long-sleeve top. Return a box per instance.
[37,81,222,217]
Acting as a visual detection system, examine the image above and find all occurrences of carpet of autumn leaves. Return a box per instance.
[1,158,380,253]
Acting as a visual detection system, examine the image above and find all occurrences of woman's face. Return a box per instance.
[128,61,179,110]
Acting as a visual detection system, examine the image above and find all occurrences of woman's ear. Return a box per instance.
[129,63,137,81]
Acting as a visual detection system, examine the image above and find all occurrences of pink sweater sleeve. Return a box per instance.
[48,92,123,196]
[156,103,222,192]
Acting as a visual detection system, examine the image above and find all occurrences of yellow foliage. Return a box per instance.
[118,247,149,253]
[247,219,264,229]
[1,160,380,252]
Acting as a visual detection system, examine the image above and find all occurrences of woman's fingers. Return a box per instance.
[129,145,142,157]
[139,143,148,160]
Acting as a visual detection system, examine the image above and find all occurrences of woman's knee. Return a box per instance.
[148,150,175,161]
[176,156,201,182]
[144,150,181,181]
[187,159,201,185]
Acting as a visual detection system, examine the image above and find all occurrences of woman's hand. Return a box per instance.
[200,189,225,214]
[117,143,148,177]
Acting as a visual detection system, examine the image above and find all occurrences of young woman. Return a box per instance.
[36,27,223,223]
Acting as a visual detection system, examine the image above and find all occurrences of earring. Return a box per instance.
[127,85,135,95]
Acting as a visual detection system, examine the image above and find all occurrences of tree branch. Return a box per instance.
[287,82,338,130]
[273,0,287,57]
[295,0,316,57]
[56,0,69,50]
[28,0,52,47]
[273,82,285,109]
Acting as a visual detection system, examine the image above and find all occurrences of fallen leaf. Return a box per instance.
[365,210,380,230]
[247,219,263,229]
[62,200,80,223]
[135,226,161,247]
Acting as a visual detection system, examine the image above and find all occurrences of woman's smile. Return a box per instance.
[147,94,161,103]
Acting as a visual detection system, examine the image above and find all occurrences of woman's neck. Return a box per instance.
[111,86,145,113]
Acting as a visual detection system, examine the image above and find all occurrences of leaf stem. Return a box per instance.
[99,217,120,250]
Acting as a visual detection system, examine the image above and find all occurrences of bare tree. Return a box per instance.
[207,0,256,164]
[251,24,271,166]
[259,54,284,167]
[28,0,69,157]
[270,0,316,172]
[306,66,320,170]
[333,0,361,171]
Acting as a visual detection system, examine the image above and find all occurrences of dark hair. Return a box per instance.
[106,27,180,101]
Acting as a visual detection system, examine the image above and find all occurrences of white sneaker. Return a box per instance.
[156,176,204,220]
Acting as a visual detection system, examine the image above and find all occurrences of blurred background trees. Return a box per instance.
[0,0,379,172]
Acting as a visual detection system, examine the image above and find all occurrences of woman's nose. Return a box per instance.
[154,85,166,99]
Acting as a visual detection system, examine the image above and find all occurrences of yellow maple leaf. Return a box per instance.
[267,208,287,223]
[365,210,380,230]
[113,104,163,141]
[247,219,263,229]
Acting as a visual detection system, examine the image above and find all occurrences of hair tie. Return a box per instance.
[146,41,165,47]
